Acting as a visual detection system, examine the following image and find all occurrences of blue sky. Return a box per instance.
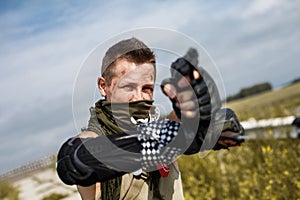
[0,0,299,173]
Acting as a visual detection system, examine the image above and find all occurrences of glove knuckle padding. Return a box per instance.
[193,80,207,96]
[56,138,95,186]
[192,70,217,121]
[198,67,222,116]
[198,92,210,105]
[171,57,192,77]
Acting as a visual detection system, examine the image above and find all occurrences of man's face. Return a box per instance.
[100,59,155,102]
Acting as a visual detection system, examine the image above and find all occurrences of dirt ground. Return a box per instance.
[12,168,81,200]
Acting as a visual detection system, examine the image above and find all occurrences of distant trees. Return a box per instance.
[227,82,272,101]
[291,77,300,84]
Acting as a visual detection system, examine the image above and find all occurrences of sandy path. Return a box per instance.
[12,168,81,200]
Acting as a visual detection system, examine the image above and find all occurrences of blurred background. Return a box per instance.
[0,0,299,199]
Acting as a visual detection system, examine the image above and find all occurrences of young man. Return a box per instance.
[57,38,244,199]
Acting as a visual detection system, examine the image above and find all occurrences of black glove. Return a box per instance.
[161,48,221,121]
[161,48,222,154]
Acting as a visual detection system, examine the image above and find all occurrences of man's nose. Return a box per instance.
[131,90,144,101]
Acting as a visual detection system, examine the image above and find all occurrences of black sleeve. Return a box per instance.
[56,132,142,186]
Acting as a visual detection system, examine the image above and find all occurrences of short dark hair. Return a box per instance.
[101,37,156,86]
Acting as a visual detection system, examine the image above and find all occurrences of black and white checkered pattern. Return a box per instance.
[137,120,182,170]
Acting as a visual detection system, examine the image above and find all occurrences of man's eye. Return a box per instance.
[123,85,134,90]
[143,87,154,93]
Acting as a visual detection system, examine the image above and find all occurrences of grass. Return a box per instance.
[0,181,20,200]
[41,193,68,200]
[178,138,300,200]
[178,82,300,199]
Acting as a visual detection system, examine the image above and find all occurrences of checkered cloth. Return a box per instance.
[137,120,182,171]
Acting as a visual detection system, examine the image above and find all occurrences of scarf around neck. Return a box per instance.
[94,99,154,134]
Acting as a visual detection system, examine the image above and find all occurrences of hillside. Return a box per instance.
[224,82,300,121]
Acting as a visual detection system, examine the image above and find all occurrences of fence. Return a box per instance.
[0,154,56,181]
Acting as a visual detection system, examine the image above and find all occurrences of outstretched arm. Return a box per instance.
[56,120,186,186]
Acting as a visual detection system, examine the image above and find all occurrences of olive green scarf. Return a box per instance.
[95,100,154,134]
[94,100,154,200]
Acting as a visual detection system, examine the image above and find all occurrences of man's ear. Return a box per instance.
[97,77,107,97]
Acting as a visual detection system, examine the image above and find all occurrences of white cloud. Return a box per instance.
[242,0,282,19]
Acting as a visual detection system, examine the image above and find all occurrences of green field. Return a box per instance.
[178,82,300,200]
